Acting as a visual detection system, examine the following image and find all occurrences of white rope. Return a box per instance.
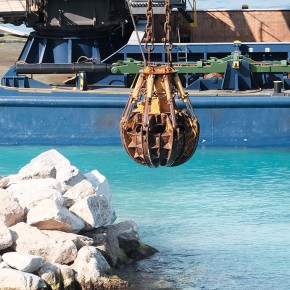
[126,0,147,66]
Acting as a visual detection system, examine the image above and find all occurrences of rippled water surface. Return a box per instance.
[1,146,290,290]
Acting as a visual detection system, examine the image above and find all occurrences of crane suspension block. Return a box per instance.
[120,66,199,167]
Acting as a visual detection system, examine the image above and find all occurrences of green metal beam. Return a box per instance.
[111,56,290,75]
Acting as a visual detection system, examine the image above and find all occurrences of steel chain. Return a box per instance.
[144,0,154,55]
[162,0,173,58]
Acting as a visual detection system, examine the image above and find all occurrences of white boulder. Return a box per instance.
[63,179,95,208]
[10,222,77,264]
[84,228,120,267]
[19,163,56,180]
[106,220,140,252]
[0,269,46,290]
[2,252,43,273]
[7,178,63,212]
[85,170,112,203]
[0,189,25,227]
[0,224,13,251]
[0,165,56,190]
[19,149,84,190]
[58,263,75,290]
[27,199,85,233]
[69,194,116,230]
[0,174,23,189]
[41,230,94,250]
[38,262,61,290]
[38,262,75,290]
[0,261,10,269]
[71,246,110,288]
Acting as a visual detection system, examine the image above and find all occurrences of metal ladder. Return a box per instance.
[176,27,189,86]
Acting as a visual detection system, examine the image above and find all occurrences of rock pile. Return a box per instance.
[0,149,157,290]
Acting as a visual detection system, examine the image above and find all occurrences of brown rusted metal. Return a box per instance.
[204,73,223,80]
[144,0,154,60]
[162,0,173,62]
[120,66,199,167]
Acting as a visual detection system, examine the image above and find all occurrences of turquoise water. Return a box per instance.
[1,146,290,289]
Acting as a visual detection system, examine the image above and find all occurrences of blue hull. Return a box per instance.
[1,87,290,147]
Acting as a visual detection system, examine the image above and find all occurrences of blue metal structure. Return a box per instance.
[1,40,290,146]
[0,88,290,146]
[0,1,290,147]
[3,41,290,91]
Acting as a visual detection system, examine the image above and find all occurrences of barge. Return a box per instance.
[0,0,290,147]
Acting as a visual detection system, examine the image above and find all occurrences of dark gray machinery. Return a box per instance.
[0,0,188,88]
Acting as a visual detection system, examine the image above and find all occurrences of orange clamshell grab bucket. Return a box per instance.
[120,66,200,167]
